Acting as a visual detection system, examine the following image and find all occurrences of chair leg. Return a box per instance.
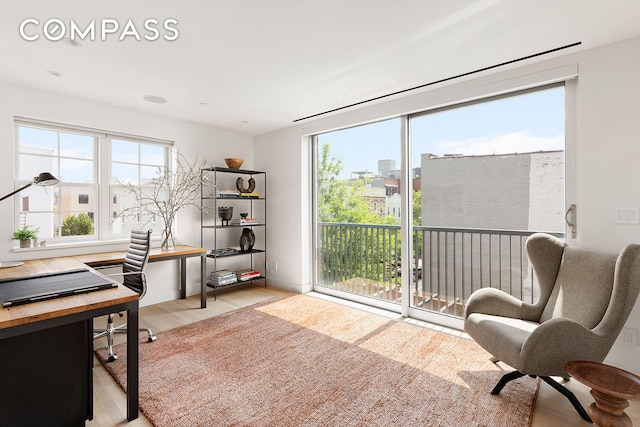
[540,376,592,423]
[491,372,592,423]
[491,371,526,394]
[105,314,118,362]
[113,323,157,342]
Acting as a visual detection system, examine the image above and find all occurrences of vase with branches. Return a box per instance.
[118,151,208,250]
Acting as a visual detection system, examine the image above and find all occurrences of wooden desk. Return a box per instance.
[75,245,208,308]
[0,257,139,426]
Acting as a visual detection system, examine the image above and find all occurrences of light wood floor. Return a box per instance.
[88,286,639,426]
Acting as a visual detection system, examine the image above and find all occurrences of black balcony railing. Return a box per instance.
[317,222,564,318]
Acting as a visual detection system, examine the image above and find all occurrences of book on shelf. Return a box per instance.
[230,218,258,225]
[240,192,259,198]
[207,269,238,286]
[215,189,241,197]
[235,268,261,281]
[210,247,239,257]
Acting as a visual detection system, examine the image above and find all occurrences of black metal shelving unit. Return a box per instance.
[200,167,267,299]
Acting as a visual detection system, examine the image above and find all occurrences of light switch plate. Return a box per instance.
[615,208,640,224]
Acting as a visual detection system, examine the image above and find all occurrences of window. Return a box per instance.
[15,120,170,243]
[312,83,567,321]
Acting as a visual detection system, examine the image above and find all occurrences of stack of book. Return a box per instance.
[235,268,261,281]
[210,247,238,257]
[216,189,240,198]
[230,217,258,225]
[207,269,237,287]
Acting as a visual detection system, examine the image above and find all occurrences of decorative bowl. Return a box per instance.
[224,158,243,169]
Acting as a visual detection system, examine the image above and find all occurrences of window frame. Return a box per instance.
[14,118,172,246]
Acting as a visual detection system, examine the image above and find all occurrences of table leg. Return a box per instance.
[179,258,187,299]
[200,254,207,309]
[126,307,139,421]
[588,389,632,427]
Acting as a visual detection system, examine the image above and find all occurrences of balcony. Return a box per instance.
[317,223,564,318]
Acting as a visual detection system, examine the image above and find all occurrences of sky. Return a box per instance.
[318,86,564,179]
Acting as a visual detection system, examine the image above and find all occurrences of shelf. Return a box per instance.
[206,276,266,290]
[201,166,267,302]
[202,223,265,229]
[207,249,265,258]
[201,196,265,200]
[202,166,265,175]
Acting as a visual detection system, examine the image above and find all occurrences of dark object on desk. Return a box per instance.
[94,228,156,362]
[0,268,116,307]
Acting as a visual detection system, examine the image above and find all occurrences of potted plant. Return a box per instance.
[118,151,208,250]
[13,225,39,248]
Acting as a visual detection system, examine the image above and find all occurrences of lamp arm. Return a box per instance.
[0,182,34,202]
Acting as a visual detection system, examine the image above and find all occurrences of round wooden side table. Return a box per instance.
[565,360,640,427]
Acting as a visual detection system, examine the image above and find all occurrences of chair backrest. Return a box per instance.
[528,234,640,342]
[538,246,617,328]
[122,228,152,297]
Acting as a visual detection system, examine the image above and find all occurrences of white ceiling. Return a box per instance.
[2,1,640,136]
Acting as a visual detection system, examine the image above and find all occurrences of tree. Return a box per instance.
[317,143,401,286]
[62,213,94,236]
[317,143,396,225]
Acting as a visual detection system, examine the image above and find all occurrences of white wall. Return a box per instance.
[0,81,253,306]
[255,36,640,373]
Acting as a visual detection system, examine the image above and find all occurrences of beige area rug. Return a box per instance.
[96,294,539,427]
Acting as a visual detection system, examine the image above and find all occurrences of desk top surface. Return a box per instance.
[75,244,206,266]
[0,256,138,330]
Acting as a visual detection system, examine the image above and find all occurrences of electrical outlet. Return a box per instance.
[620,328,637,346]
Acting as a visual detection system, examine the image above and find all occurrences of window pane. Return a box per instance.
[59,158,94,183]
[141,144,165,166]
[60,133,94,159]
[112,140,139,163]
[112,163,138,185]
[409,85,565,317]
[18,126,58,155]
[18,154,58,181]
[315,118,402,305]
[141,165,162,183]
[59,186,96,237]
[110,185,159,236]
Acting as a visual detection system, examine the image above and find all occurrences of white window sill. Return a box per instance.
[12,236,162,254]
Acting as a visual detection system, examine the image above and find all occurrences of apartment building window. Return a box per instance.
[15,120,170,243]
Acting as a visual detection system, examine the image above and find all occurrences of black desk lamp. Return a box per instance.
[0,172,59,202]
[0,172,59,268]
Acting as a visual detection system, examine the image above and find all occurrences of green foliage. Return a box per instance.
[62,213,94,236]
[413,190,422,226]
[318,143,397,225]
[318,143,402,287]
[13,226,39,240]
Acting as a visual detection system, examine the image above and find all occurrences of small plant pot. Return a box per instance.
[19,239,31,248]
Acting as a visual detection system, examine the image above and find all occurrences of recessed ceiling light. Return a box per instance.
[143,95,167,104]
[46,70,62,77]
[200,102,209,106]
[240,120,249,124]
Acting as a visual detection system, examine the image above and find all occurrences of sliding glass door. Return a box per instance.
[314,118,402,309]
[313,84,567,321]
[409,85,565,322]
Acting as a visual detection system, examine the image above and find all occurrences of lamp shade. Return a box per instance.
[0,172,59,202]
[34,172,59,186]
